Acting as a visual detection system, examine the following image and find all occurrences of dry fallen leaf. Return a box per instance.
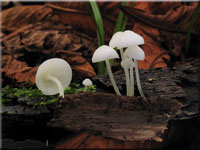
[120,2,200,69]
[2,55,37,83]
[1,23,96,84]
[45,2,123,38]
[1,5,52,30]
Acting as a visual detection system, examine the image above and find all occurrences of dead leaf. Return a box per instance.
[120,3,200,34]
[45,2,122,38]
[1,5,52,30]
[2,22,96,84]
[2,55,37,83]
[119,2,200,68]
[55,132,160,149]
[56,50,96,79]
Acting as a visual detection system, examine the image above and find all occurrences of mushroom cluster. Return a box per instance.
[92,30,146,98]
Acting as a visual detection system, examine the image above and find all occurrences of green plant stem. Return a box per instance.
[185,2,200,57]
[121,1,134,31]
[89,0,105,74]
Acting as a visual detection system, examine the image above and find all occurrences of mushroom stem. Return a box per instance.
[134,59,146,98]
[129,67,134,96]
[83,86,88,92]
[47,75,64,98]
[120,48,130,96]
[105,59,121,95]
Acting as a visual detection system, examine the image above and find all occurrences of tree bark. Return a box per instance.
[48,60,200,149]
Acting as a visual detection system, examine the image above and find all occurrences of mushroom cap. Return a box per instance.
[92,45,119,63]
[124,45,145,60]
[109,31,123,48]
[82,78,93,86]
[36,58,72,95]
[117,30,144,49]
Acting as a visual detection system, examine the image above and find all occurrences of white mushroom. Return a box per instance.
[121,56,135,96]
[82,78,93,92]
[109,30,144,96]
[109,31,124,48]
[35,58,72,98]
[125,45,146,98]
[92,45,121,95]
[117,30,144,49]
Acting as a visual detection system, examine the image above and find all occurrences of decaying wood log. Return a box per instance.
[48,60,200,149]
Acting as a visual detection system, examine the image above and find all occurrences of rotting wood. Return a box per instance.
[48,60,200,149]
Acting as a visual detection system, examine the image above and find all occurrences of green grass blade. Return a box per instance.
[121,2,134,31]
[89,0,105,74]
[89,0,104,45]
[185,2,200,57]
[114,1,126,33]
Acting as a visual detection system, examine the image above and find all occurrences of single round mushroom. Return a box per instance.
[125,45,146,98]
[92,45,121,95]
[82,78,93,92]
[35,58,72,98]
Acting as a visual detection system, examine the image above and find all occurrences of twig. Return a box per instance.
[149,51,169,69]
[1,24,33,43]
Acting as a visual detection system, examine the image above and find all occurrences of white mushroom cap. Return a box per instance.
[109,30,144,49]
[109,31,123,48]
[92,45,119,63]
[36,58,72,96]
[124,45,145,60]
[121,57,135,68]
[82,78,93,86]
[117,30,144,49]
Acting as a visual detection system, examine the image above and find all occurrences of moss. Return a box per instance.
[1,83,96,106]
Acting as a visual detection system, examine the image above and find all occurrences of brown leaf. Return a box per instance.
[119,2,200,68]
[56,50,96,79]
[45,2,122,38]
[2,55,37,83]
[1,5,52,30]
[2,22,96,83]
[120,3,200,34]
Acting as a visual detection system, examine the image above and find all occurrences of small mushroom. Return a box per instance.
[125,45,146,98]
[92,45,121,95]
[121,57,135,96]
[35,58,72,98]
[82,78,93,92]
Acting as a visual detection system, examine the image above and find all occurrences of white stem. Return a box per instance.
[83,86,88,92]
[105,59,121,95]
[134,59,146,98]
[120,48,130,96]
[129,67,134,96]
[47,75,64,98]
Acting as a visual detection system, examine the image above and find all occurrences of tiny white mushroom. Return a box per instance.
[125,45,146,98]
[35,58,72,98]
[82,78,93,92]
[92,45,121,95]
